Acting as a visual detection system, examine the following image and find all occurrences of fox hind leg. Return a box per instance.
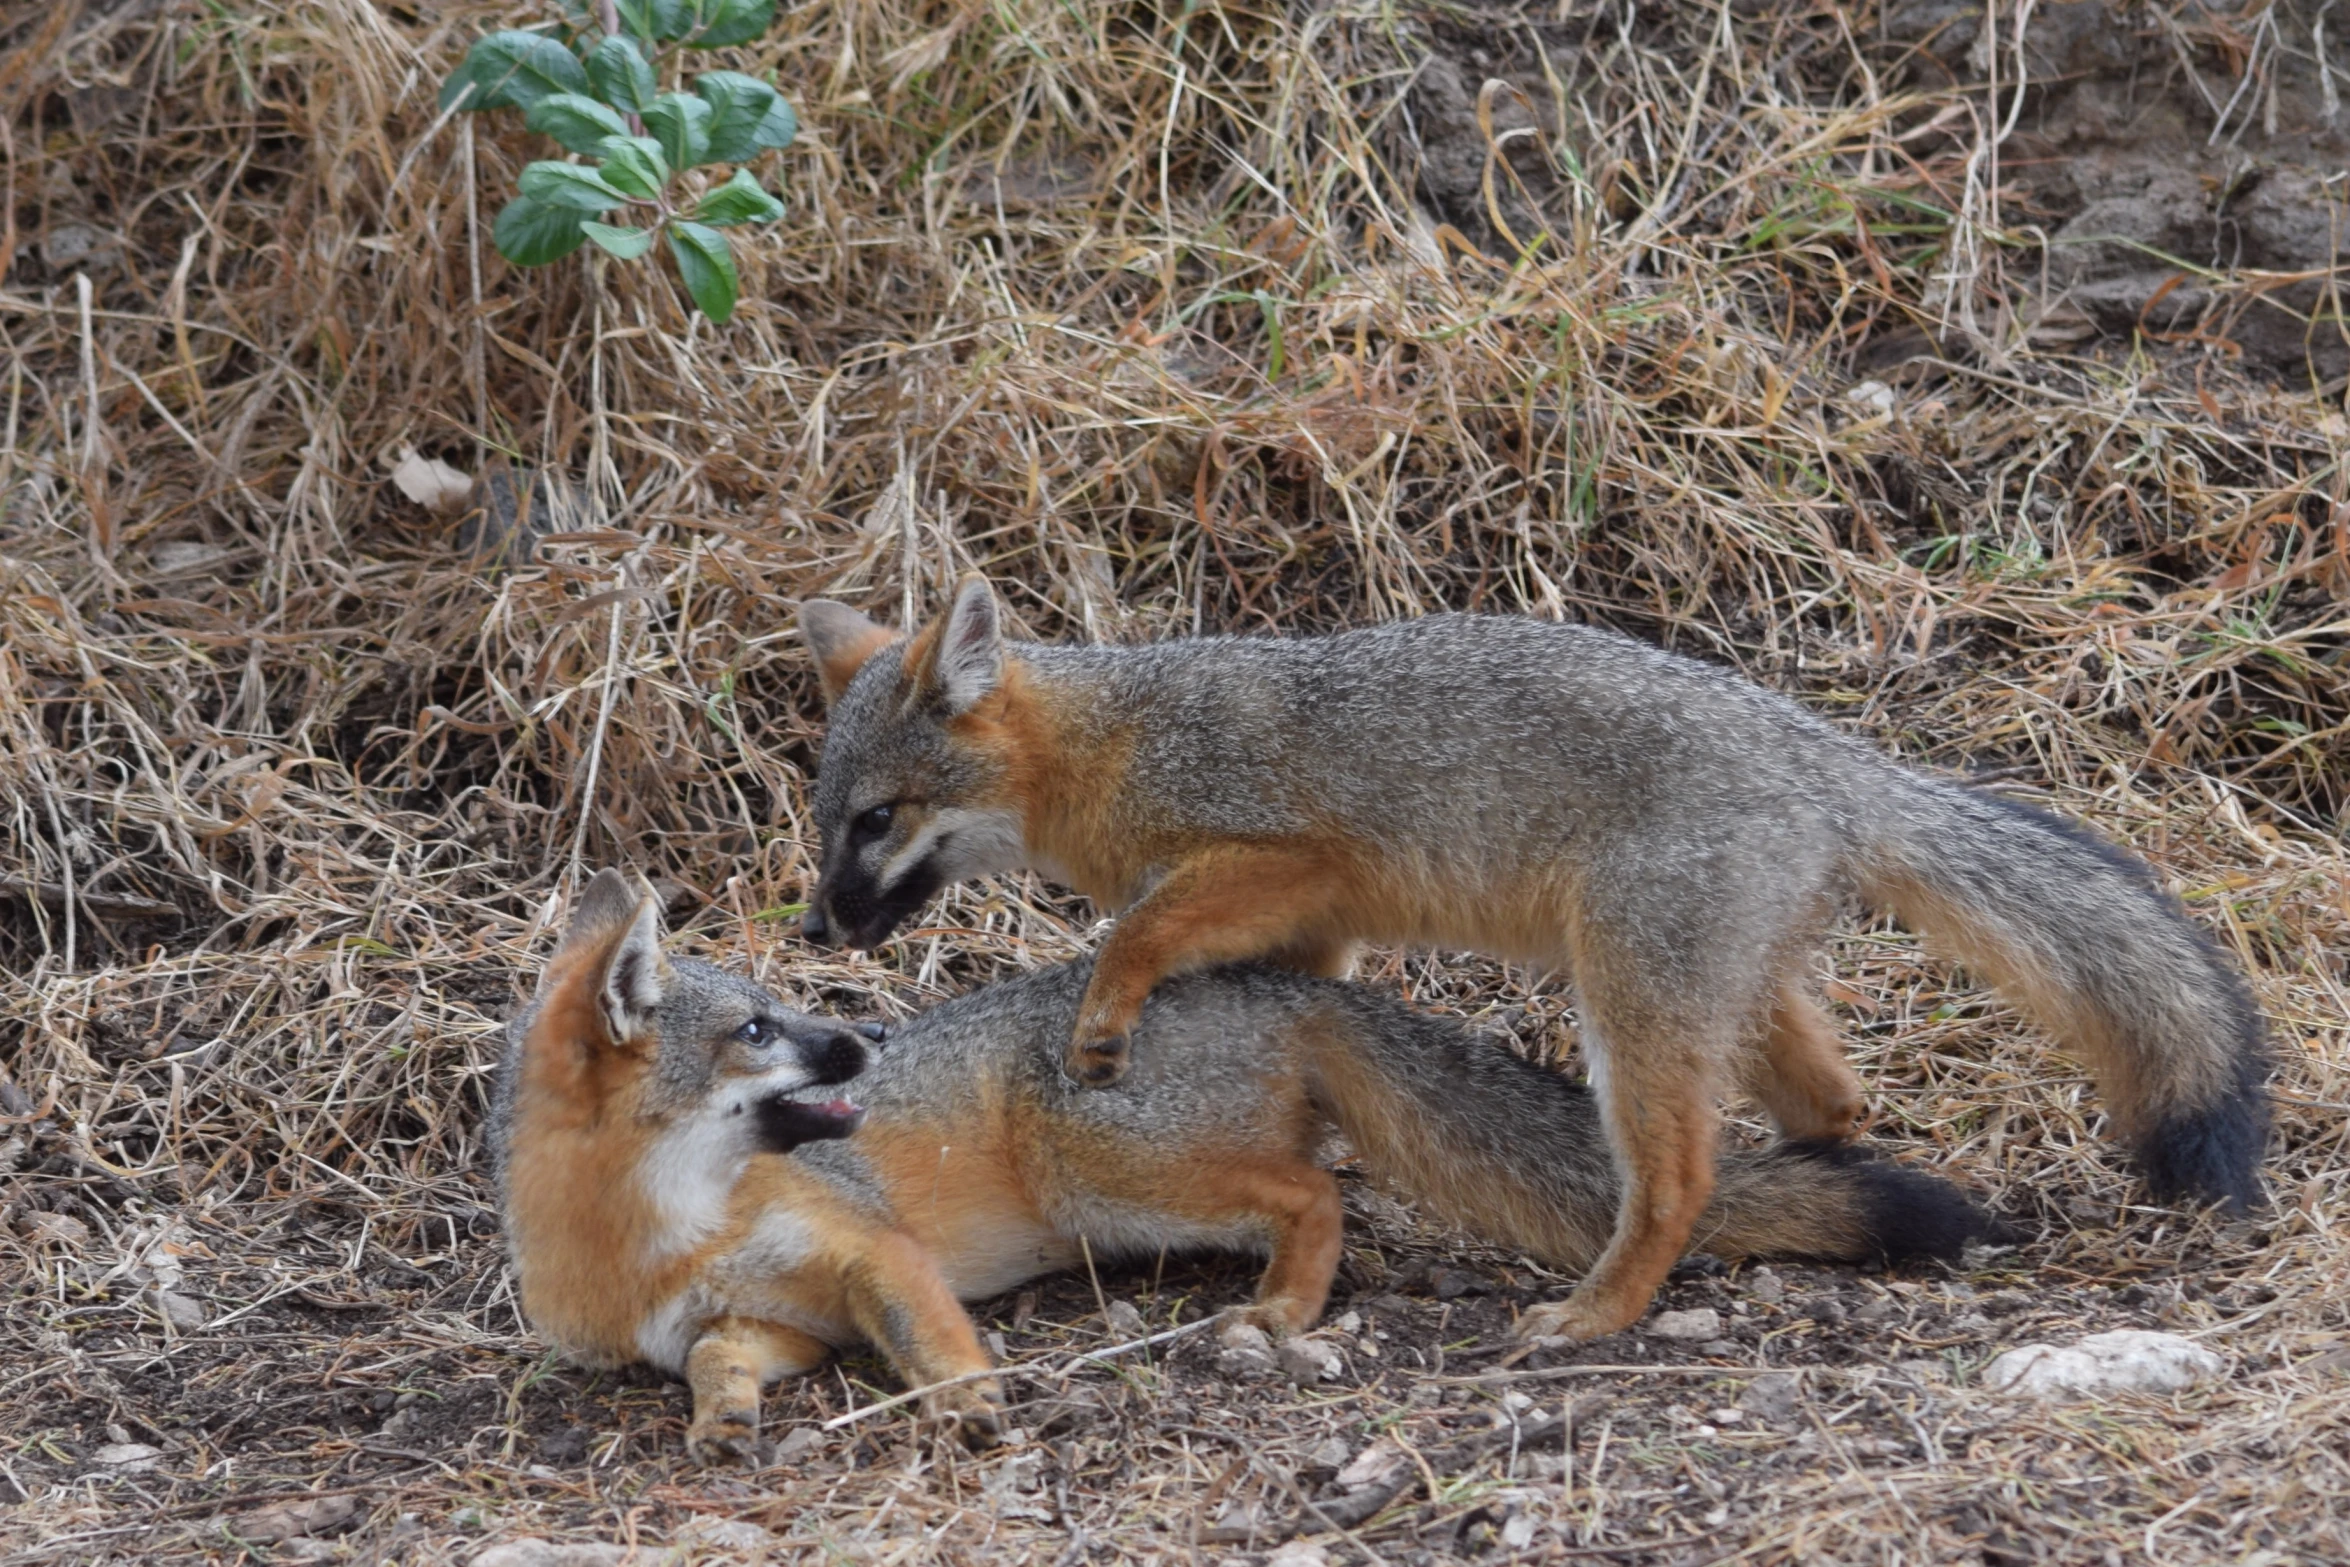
[684,1318,829,1465]
[1746,981,1867,1144]
[1518,946,1740,1343]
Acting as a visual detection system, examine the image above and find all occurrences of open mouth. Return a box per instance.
[754,1094,867,1152]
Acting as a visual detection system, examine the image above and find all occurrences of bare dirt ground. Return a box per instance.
[4,1,2348,1563]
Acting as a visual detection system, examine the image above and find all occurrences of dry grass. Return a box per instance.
[2,0,2346,1562]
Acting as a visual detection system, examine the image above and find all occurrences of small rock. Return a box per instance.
[1846,379,1897,416]
[534,1427,588,1465]
[1103,1299,1147,1340]
[22,1212,91,1249]
[1268,1543,1331,1567]
[773,1426,824,1461]
[155,1290,209,1332]
[1982,1331,2225,1401]
[1432,1268,1489,1300]
[470,1542,647,1567]
[1851,1298,1897,1325]
[1646,1308,1722,1342]
[1334,1440,1410,1492]
[386,450,475,515]
[1215,1319,1277,1378]
[1742,1267,1785,1306]
[1948,1311,1994,1339]
[1199,1499,1273,1545]
[674,1517,774,1552]
[280,1540,339,1563]
[1696,1338,1741,1358]
[1500,1513,1539,1549]
[42,223,120,271]
[1737,1371,1804,1427]
[1277,1337,1344,1386]
[1307,1434,1352,1469]
[92,1443,162,1472]
[233,1494,359,1543]
[1331,1311,1361,1335]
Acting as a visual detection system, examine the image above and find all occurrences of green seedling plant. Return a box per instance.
[439,0,798,322]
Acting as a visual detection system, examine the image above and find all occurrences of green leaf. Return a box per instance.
[585,35,656,114]
[686,0,777,49]
[647,0,696,40]
[668,221,739,321]
[694,70,781,164]
[642,91,714,170]
[613,0,657,38]
[492,195,589,266]
[523,93,630,154]
[595,136,670,200]
[582,220,658,260]
[694,167,784,226]
[517,160,631,211]
[439,31,589,113]
[748,95,797,153]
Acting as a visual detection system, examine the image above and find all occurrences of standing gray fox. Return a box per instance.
[492,870,1998,1460]
[795,579,2268,1341]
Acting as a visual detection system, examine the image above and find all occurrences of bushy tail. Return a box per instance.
[1298,996,2004,1271]
[1851,774,2268,1211]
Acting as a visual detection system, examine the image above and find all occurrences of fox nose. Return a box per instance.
[800,903,832,945]
[807,1030,866,1085]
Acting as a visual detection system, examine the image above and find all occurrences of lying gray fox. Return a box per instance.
[492,870,1998,1460]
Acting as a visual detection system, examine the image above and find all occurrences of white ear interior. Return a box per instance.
[598,897,668,1044]
[934,577,1003,713]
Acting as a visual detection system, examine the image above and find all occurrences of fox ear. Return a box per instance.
[799,600,897,708]
[909,575,1003,715]
[553,869,668,1049]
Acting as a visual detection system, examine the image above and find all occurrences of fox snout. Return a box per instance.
[779,1017,870,1086]
[802,858,943,952]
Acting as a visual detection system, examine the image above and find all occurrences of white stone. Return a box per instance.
[1278,1337,1344,1386]
[1646,1308,1722,1341]
[1847,379,1897,416]
[388,450,475,514]
[1982,1331,2225,1401]
[1334,1439,1410,1491]
[1268,1543,1331,1567]
[92,1443,161,1471]
[471,1542,661,1567]
[673,1518,773,1553]
[1104,1299,1147,1339]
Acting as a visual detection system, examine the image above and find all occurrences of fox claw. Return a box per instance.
[1064,1033,1131,1087]
[925,1382,1008,1451]
[685,1411,764,1467]
[1515,1294,1642,1344]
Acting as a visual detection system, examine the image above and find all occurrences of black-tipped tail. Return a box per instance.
[1773,1140,2014,1263]
[2139,1039,2270,1213]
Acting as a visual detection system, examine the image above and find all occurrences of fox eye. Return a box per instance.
[738,1018,768,1045]
[854,803,895,838]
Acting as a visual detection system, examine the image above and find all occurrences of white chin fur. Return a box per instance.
[637,1059,846,1259]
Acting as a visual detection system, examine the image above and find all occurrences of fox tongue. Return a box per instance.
[817,1099,861,1118]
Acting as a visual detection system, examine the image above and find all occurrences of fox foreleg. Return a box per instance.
[684,1318,830,1466]
[842,1231,1007,1450]
[1069,845,1349,1086]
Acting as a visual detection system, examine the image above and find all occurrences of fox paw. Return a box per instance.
[1515,1294,1644,1344]
[923,1381,1007,1452]
[1063,1032,1132,1088]
[1230,1301,1311,1340]
[685,1408,764,1467]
